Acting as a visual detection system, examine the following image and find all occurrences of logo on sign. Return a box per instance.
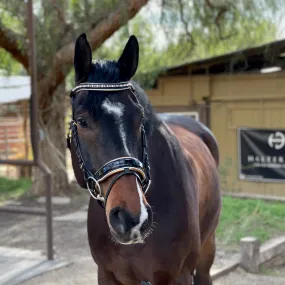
[268,132,285,150]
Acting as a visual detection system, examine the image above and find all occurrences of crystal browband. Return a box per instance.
[70,82,133,97]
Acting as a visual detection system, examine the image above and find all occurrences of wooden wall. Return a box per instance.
[146,71,285,197]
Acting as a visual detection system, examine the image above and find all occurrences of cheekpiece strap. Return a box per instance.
[70,82,133,98]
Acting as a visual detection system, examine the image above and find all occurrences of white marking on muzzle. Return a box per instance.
[130,179,148,242]
[102,99,130,156]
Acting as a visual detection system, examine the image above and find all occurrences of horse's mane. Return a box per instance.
[80,60,160,135]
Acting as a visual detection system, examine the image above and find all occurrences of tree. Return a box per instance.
[89,2,279,88]
[0,0,283,194]
[0,0,149,194]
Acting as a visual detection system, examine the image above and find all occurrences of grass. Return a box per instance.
[216,196,285,247]
[0,176,32,202]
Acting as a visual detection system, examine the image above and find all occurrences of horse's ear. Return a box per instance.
[74,33,92,84]
[117,35,139,80]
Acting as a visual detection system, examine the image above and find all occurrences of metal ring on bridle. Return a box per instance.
[87,176,104,202]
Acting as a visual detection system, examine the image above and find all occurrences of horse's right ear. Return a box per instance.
[74,33,92,84]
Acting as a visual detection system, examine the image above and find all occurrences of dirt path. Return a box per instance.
[214,267,285,285]
[20,257,98,285]
[20,263,285,285]
[1,194,285,285]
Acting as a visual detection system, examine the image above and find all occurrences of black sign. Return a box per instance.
[238,128,285,182]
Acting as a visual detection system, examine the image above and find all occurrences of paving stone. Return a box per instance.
[0,246,69,285]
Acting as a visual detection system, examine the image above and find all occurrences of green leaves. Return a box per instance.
[0,0,282,84]
[0,49,23,75]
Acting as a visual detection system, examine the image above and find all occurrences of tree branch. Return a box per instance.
[205,0,236,40]
[45,0,74,51]
[0,20,29,70]
[48,0,66,25]
[38,0,149,98]
[178,0,195,52]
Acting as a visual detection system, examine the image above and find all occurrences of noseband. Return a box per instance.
[66,82,151,207]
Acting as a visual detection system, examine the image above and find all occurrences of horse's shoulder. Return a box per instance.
[157,114,219,166]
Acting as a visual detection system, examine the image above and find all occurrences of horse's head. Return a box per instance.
[68,33,153,245]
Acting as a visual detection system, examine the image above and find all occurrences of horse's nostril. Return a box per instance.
[116,223,125,235]
[109,207,127,235]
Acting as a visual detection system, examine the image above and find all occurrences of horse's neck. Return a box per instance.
[146,121,196,232]
[147,122,190,199]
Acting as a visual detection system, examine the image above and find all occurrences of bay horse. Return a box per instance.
[67,33,221,285]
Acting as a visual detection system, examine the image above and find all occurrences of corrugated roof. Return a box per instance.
[0,76,31,104]
[162,39,285,76]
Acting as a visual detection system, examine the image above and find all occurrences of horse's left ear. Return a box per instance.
[117,35,139,80]
[74,33,92,84]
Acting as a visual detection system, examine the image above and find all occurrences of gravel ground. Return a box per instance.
[20,256,98,285]
[21,266,285,285]
[1,193,285,285]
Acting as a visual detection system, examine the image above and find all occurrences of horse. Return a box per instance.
[67,33,221,285]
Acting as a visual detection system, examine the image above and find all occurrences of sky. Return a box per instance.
[277,18,285,39]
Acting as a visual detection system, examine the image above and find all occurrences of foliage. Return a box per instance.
[0,176,32,201]
[216,197,285,247]
[0,3,26,75]
[0,49,24,75]
[168,18,277,64]
[89,4,279,89]
[1,0,282,85]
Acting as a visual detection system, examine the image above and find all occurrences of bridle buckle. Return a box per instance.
[87,176,105,202]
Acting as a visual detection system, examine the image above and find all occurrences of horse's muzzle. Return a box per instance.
[109,206,153,244]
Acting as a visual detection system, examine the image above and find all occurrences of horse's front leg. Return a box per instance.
[97,267,119,285]
[98,267,147,285]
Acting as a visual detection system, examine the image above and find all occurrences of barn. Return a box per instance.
[0,75,31,177]
[146,39,285,198]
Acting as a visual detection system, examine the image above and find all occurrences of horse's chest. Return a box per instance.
[94,245,152,284]
[91,235,195,284]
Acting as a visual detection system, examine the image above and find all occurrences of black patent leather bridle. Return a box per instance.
[66,82,151,207]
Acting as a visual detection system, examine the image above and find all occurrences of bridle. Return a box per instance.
[66,81,151,207]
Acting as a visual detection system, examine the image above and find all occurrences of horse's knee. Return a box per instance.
[98,267,119,285]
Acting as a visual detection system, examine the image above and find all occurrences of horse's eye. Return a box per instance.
[77,117,88,128]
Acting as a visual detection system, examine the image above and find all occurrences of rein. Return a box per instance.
[66,82,151,207]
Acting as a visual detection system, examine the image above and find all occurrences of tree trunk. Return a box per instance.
[33,83,69,195]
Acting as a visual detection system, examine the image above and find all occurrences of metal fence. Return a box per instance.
[0,0,53,260]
